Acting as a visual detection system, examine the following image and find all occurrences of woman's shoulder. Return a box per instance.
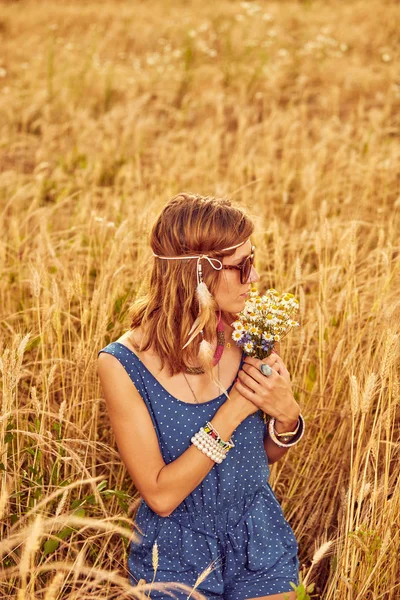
[115,328,162,372]
[98,330,143,365]
[115,330,141,356]
[98,330,152,388]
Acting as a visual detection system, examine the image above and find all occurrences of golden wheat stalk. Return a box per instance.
[186,556,222,600]
[145,540,159,599]
[303,540,334,587]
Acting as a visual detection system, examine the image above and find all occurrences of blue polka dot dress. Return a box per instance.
[98,341,300,599]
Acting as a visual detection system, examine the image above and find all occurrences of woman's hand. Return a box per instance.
[235,353,300,427]
[225,384,261,423]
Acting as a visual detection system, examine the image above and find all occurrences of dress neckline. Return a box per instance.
[111,341,243,406]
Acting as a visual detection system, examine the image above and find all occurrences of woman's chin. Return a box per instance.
[218,297,247,314]
[234,296,247,311]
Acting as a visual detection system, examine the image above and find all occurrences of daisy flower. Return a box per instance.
[249,325,260,336]
[244,341,255,353]
[262,332,273,342]
[232,330,244,342]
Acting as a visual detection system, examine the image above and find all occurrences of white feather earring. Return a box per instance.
[196,281,213,309]
[182,257,216,350]
[198,333,214,365]
[194,259,215,372]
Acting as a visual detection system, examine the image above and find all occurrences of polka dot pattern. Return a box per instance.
[98,342,300,598]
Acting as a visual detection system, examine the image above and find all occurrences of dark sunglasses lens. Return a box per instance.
[241,257,251,283]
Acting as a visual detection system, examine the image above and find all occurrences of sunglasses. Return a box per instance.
[221,245,256,284]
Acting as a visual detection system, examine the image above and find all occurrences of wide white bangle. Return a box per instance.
[268,414,305,448]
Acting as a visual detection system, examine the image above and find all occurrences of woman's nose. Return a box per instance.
[248,266,260,284]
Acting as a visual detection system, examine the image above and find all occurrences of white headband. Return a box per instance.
[153,239,247,284]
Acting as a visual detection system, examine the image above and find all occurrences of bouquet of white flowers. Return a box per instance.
[232,287,300,423]
[232,287,300,359]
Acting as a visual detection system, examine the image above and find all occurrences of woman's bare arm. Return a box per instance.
[97,353,243,517]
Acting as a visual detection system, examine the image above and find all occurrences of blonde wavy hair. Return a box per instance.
[128,193,254,376]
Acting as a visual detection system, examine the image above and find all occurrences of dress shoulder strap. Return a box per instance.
[97,341,161,437]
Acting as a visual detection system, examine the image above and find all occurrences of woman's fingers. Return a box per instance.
[244,355,290,382]
[241,362,278,387]
[237,368,264,394]
[272,355,291,381]
[238,355,297,420]
[247,354,278,367]
[234,380,263,407]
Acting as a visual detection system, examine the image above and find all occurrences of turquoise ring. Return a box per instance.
[260,364,273,377]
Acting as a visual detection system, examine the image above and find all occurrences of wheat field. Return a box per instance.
[0,0,399,598]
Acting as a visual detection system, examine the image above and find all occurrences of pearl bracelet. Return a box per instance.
[191,432,226,463]
[191,422,234,463]
[268,414,305,448]
[193,428,228,463]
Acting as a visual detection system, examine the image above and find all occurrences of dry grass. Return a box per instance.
[0,0,399,598]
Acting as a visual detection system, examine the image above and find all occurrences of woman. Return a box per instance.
[97,193,304,600]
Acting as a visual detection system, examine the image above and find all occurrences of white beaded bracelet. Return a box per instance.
[191,421,235,464]
[191,436,224,463]
[191,431,227,463]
